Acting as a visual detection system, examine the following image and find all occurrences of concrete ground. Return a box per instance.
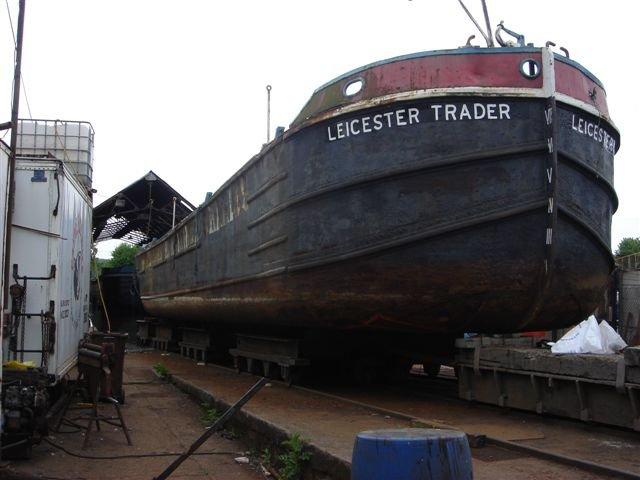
[0,357,263,480]
[124,351,640,480]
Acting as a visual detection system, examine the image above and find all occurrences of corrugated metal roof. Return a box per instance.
[93,170,195,245]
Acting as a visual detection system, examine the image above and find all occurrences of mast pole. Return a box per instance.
[4,0,26,304]
[172,196,177,229]
[266,85,272,142]
[480,0,494,47]
[456,0,490,47]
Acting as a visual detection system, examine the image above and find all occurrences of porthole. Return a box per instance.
[343,78,364,96]
[520,59,541,79]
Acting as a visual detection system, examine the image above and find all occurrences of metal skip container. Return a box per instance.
[3,154,92,379]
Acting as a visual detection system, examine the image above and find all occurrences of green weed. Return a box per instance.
[260,446,272,466]
[152,362,169,378]
[278,433,311,480]
[222,426,238,439]
[200,403,220,425]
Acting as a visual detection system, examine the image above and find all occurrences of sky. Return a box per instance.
[1,0,638,258]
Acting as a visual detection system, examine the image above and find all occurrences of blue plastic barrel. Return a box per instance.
[351,428,473,480]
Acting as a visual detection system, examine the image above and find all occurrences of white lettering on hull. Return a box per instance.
[327,103,512,142]
[328,108,421,141]
[571,114,616,154]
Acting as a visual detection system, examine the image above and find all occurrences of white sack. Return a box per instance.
[550,315,606,354]
[599,320,627,353]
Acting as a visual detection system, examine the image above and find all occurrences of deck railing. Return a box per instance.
[616,252,640,271]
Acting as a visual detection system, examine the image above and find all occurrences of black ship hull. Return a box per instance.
[138,93,618,335]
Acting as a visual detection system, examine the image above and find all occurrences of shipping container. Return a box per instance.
[2,157,91,379]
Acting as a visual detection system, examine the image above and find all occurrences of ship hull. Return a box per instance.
[138,92,617,334]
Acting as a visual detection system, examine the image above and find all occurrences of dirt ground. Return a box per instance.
[4,349,637,480]
[0,357,263,480]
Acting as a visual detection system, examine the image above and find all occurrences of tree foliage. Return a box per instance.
[615,237,640,257]
[91,257,111,278]
[109,243,140,268]
[95,257,111,271]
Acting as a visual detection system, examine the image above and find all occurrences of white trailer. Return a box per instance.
[3,157,91,378]
[1,121,93,458]
[0,141,10,438]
